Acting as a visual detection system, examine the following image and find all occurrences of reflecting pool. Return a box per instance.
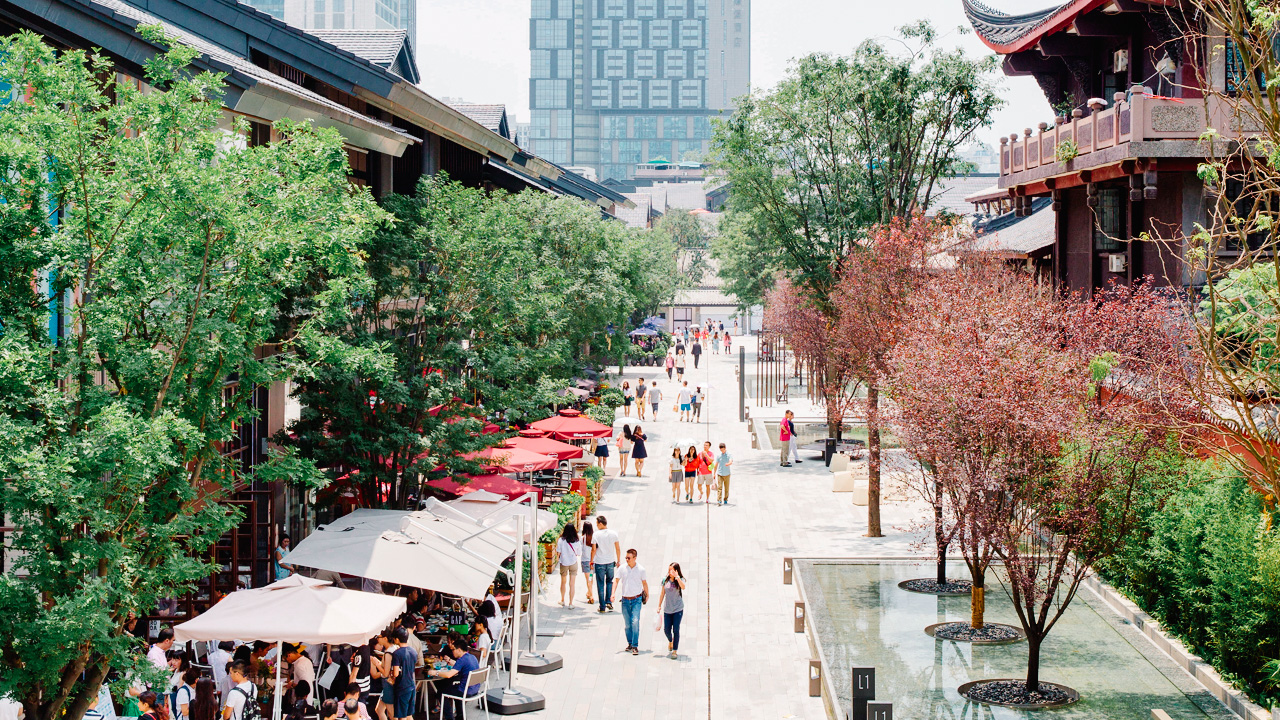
[796,560,1234,720]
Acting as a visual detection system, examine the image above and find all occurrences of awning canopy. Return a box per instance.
[427,474,543,502]
[504,436,584,461]
[281,508,517,600]
[529,409,613,440]
[173,575,406,645]
[444,494,559,541]
[464,445,558,473]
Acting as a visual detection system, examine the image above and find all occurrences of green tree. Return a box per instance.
[654,210,710,286]
[712,21,1001,535]
[0,29,385,720]
[711,208,779,313]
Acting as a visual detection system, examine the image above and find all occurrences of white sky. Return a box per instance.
[412,0,1056,151]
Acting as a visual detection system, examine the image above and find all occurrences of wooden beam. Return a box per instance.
[1005,52,1062,76]
[1038,35,1103,57]
[1072,13,1139,37]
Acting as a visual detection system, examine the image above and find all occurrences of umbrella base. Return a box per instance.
[502,651,563,674]
[485,687,546,715]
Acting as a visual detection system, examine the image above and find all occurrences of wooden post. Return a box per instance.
[808,659,822,697]
[794,602,805,633]
[783,557,793,585]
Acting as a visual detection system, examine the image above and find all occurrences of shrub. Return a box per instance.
[539,491,586,543]
[1099,462,1280,704]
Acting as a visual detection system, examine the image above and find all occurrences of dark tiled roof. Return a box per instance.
[930,173,1001,217]
[960,197,1055,256]
[446,103,508,133]
[962,0,1070,50]
[308,29,406,66]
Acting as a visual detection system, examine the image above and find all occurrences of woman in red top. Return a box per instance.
[682,446,699,504]
[697,441,716,504]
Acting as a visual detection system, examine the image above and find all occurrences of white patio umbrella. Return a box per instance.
[445,491,559,541]
[283,508,517,600]
[173,575,406,720]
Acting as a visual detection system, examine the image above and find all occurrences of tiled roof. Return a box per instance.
[673,286,737,307]
[962,0,1110,54]
[94,0,417,147]
[930,174,1001,217]
[446,103,508,133]
[957,198,1055,257]
[308,29,407,66]
[616,195,653,228]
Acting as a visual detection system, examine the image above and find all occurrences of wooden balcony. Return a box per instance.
[998,85,1256,189]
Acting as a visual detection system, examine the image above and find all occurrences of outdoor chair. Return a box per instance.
[776,382,789,403]
[435,667,490,720]
[829,453,850,473]
[488,615,509,672]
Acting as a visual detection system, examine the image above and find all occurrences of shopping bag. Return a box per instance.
[653,615,663,632]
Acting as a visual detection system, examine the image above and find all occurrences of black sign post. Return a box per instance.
[851,667,875,720]
[867,701,892,720]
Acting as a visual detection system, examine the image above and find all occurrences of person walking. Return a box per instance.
[664,351,675,381]
[667,448,683,503]
[621,381,634,418]
[691,386,703,423]
[635,378,647,420]
[648,383,663,421]
[682,446,698,503]
[631,425,648,476]
[674,350,686,380]
[656,563,686,659]
[677,381,692,423]
[553,523,582,607]
[724,331,732,353]
[780,410,802,466]
[613,549,648,655]
[581,521,596,606]
[593,435,609,472]
[691,339,702,369]
[591,516,621,612]
[715,443,733,504]
[617,425,633,477]
[697,442,715,503]
[711,331,719,354]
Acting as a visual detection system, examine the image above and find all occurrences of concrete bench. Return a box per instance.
[832,471,855,492]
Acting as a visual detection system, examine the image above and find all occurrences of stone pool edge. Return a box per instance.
[791,558,1273,720]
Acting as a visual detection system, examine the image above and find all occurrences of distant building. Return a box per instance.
[957,142,1001,174]
[241,0,417,51]
[528,0,751,182]
[513,122,532,149]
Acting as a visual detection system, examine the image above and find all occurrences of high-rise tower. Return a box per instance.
[241,0,417,50]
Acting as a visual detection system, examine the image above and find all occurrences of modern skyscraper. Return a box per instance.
[529,0,750,181]
[241,0,417,49]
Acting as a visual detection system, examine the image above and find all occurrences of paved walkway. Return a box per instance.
[502,344,930,720]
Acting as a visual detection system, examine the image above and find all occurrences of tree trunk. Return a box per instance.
[970,567,985,629]
[866,382,883,537]
[1025,633,1042,692]
[936,539,948,586]
[934,476,945,585]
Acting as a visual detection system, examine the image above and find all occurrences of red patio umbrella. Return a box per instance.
[505,435,584,461]
[425,474,542,502]
[528,409,613,440]
[463,445,558,473]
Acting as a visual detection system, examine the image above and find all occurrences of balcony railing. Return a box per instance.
[998,85,1247,178]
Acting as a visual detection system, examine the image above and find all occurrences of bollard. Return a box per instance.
[851,667,875,720]
[783,557,793,585]
[794,602,805,633]
[867,702,892,720]
[808,659,822,697]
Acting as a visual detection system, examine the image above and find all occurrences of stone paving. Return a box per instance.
[502,343,931,720]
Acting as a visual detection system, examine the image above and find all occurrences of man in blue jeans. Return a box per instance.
[590,515,621,612]
[613,549,649,655]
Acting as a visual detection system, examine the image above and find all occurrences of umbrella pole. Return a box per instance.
[528,493,538,656]
[272,640,284,720]
[508,513,523,691]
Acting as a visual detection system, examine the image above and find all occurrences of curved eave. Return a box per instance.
[964,0,1103,54]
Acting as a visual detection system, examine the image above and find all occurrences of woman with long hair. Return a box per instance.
[621,381,633,417]
[580,521,596,605]
[188,679,217,720]
[630,426,648,477]
[553,523,583,607]
[617,425,634,477]
[682,446,699,503]
[656,562,687,659]
[668,447,683,503]
[369,632,394,720]
[137,692,168,720]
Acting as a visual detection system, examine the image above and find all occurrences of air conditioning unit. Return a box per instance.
[1109,254,1127,273]
[1113,49,1129,73]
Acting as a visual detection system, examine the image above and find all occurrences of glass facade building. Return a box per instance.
[530,0,749,180]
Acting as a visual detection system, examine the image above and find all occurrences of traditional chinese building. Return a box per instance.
[963,0,1257,295]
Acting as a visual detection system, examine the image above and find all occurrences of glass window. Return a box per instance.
[313,13,325,28]
[636,0,658,18]
[679,19,701,48]
[619,80,642,109]
[556,111,573,138]
[733,37,741,48]
[539,139,570,164]
[635,50,658,78]
[693,0,707,16]
[532,0,551,18]
[678,79,701,108]
[1093,187,1124,251]
[532,50,552,79]
[592,80,612,108]
[604,116,629,138]
[605,0,627,17]
[314,0,324,10]
[555,0,572,17]
[532,110,551,138]
[677,140,703,160]
[634,116,657,138]
[665,0,685,17]
[664,49,686,78]
[600,139,614,161]
[693,115,712,138]
[534,79,568,108]
[648,80,672,107]
[592,20,612,48]
[601,164,629,181]
[618,140,643,163]
[331,11,344,27]
[694,49,707,78]
[556,50,573,78]
[663,115,686,138]
[534,19,568,48]
[604,49,627,78]
[649,20,671,48]
[620,20,642,49]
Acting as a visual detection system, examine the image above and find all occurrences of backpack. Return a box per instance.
[233,686,261,720]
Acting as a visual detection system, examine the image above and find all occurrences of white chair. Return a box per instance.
[436,667,490,720]
[488,616,509,672]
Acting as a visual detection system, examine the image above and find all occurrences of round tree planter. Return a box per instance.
[897,578,973,596]
[924,622,1025,645]
[958,679,1080,708]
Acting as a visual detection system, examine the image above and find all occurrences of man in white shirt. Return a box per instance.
[612,549,649,655]
[147,628,174,673]
[285,644,316,706]
[0,695,24,720]
[589,515,621,613]
[676,382,692,423]
[222,661,255,720]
